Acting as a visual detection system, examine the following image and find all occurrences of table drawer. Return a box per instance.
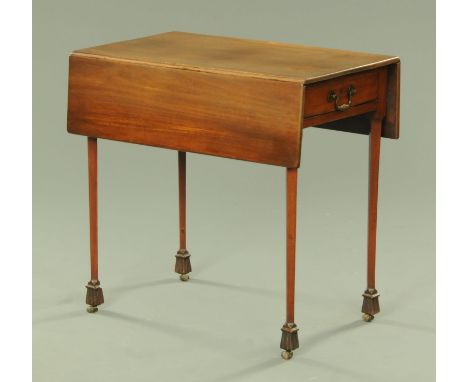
[304,70,379,118]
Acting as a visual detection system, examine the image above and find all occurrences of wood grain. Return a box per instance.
[304,69,379,117]
[286,168,298,323]
[74,31,399,84]
[303,66,399,139]
[68,32,400,167]
[67,55,304,167]
[88,137,98,281]
[383,62,400,138]
[304,101,378,128]
[178,151,187,250]
[367,118,382,290]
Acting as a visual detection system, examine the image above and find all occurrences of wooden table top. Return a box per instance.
[73,31,399,84]
[68,32,400,168]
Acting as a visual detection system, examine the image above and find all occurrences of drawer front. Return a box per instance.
[304,70,379,118]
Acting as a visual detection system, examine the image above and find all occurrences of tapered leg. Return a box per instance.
[362,118,382,321]
[175,151,192,281]
[280,168,299,360]
[86,137,104,313]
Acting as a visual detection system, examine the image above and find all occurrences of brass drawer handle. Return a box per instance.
[327,86,357,112]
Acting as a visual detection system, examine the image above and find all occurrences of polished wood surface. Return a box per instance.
[304,68,379,117]
[74,31,398,84]
[365,68,388,291]
[87,137,98,281]
[383,62,400,138]
[286,168,298,324]
[376,68,389,119]
[68,32,401,357]
[304,100,378,128]
[68,32,400,153]
[178,152,187,251]
[67,55,304,167]
[367,118,382,290]
[304,65,397,138]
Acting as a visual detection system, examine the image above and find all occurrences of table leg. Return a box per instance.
[175,151,192,281]
[362,118,382,322]
[85,137,104,313]
[280,168,299,360]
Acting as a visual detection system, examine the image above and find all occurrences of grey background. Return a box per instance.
[33,1,435,381]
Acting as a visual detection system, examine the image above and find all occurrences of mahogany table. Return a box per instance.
[67,31,400,360]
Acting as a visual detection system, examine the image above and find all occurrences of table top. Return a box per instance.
[69,32,400,167]
[73,31,399,84]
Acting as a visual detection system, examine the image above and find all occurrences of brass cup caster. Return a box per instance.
[179,274,190,282]
[87,306,98,313]
[281,350,293,360]
[362,313,374,322]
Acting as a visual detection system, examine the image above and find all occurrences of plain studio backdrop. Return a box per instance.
[33,1,435,381]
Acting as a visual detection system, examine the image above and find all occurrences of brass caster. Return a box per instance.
[87,306,98,313]
[362,313,374,322]
[179,274,190,282]
[281,350,293,360]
